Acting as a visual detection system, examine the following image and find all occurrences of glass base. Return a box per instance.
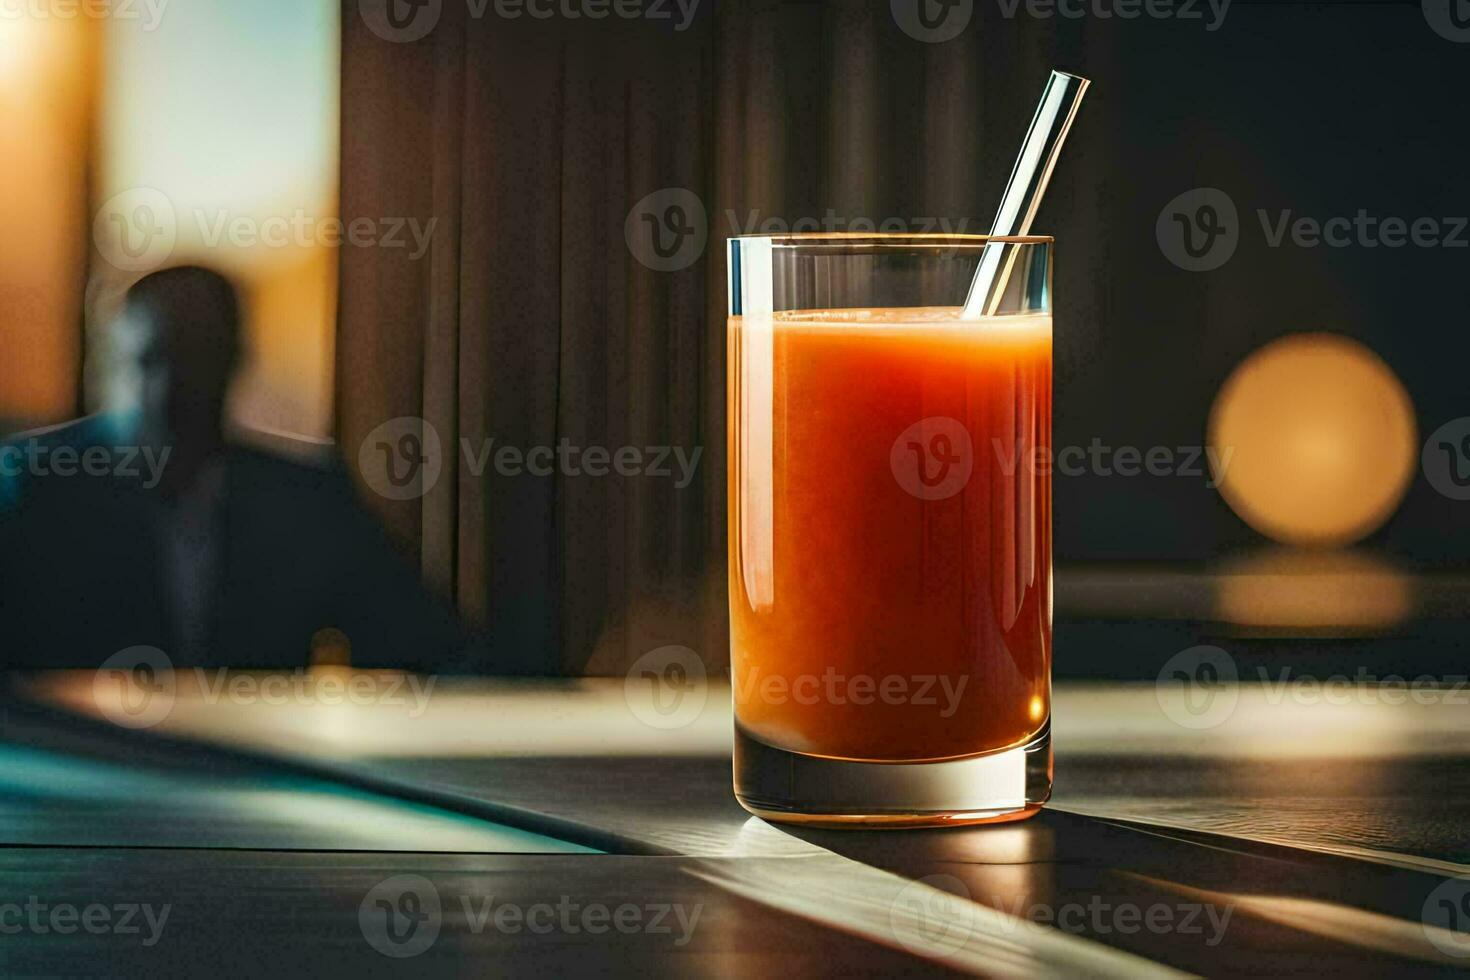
[733,721,1052,829]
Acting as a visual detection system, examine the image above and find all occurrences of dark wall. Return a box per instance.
[1011,1,1470,564]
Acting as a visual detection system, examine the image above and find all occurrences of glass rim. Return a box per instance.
[729,232,1053,247]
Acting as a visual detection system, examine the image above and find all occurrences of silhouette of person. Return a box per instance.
[0,266,468,671]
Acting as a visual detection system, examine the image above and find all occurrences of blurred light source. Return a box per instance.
[0,17,29,82]
[89,1,339,438]
[1215,547,1413,633]
[0,13,91,426]
[308,627,353,669]
[1208,333,1416,547]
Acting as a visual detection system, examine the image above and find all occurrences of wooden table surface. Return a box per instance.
[4,672,1469,976]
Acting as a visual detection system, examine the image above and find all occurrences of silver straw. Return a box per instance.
[962,70,1090,318]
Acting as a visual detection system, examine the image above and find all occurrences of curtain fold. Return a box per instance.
[339,0,1078,675]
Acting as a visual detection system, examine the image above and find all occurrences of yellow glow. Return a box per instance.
[1028,695,1045,722]
[1215,547,1414,632]
[0,20,26,82]
[0,14,56,83]
[27,673,733,759]
[0,13,90,424]
[1208,333,1416,546]
[230,247,338,437]
[308,628,352,668]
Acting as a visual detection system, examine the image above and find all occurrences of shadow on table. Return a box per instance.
[770,810,1469,977]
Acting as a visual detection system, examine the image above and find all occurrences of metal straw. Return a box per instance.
[962,70,1090,318]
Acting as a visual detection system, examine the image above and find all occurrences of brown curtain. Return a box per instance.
[338,0,1091,675]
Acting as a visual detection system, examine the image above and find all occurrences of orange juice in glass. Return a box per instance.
[728,234,1053,828]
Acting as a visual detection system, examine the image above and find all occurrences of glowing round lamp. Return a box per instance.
[1208,334,1416,547]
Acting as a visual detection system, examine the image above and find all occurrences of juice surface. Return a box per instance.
[728,307,1052,762]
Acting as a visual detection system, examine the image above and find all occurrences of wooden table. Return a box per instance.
[4,672,1469,976]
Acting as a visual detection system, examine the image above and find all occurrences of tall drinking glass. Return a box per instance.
[728,233,1053,828]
